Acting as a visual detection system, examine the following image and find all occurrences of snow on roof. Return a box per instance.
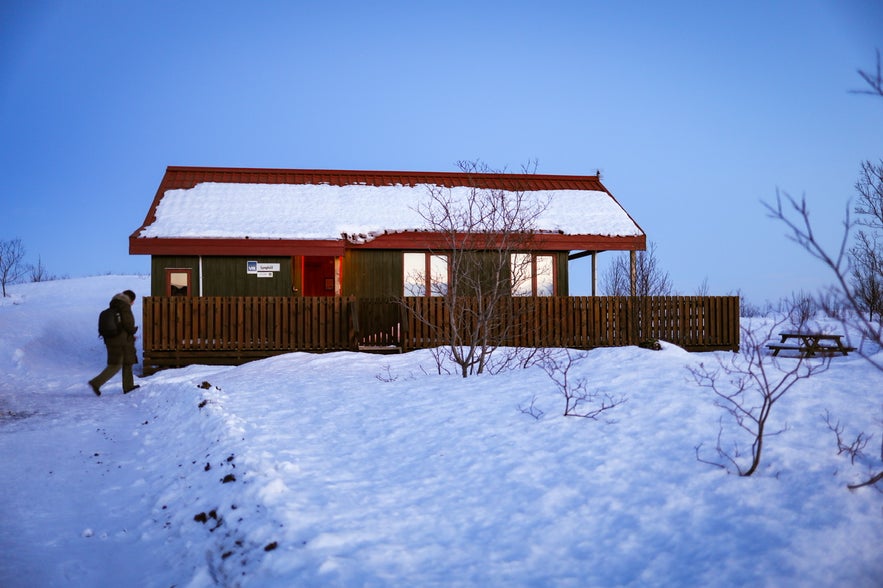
[136,181,643,243]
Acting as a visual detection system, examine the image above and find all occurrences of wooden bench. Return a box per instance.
[767,332,855,357]
[766,343,805,355]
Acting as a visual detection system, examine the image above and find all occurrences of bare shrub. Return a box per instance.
[485,346,551,374]
[541,349,627,419]
[517,395,545,420]
[689,316,830,476]
[28,256,57,283]
[375,364,399,383]
[824,410,872,465]
[735,290,764,318]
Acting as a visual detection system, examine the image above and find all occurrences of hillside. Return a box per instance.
[0,276,881,587]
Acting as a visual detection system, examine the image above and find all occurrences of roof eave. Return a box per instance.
[130,232,645,256]
[129,237,345,257]
[346,232,646,251]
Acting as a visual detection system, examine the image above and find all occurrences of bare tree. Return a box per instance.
[783,290,819,329]
[695,277,710,297]
[28,255,58,283]
[850,230,883,321]
[0,238,28,297]
[601,241,673,296]
[768,190,883,489]
[849,159,883,321]
[410,159,548,377]
[762,51,883,489]
[689,316,830,476]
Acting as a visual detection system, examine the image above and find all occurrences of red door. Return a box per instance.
[302,256,336,296]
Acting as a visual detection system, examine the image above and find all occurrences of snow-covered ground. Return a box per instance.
[0,275,881,587]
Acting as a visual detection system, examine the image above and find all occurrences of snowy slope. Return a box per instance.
[0,276,881,587]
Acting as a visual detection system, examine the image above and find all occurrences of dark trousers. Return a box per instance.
[89,359,135,393]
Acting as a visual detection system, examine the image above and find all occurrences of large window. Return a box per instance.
[404,252,449,297]
[511,254,555,296]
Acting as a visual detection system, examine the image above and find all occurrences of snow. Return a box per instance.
[136,182,644,242]
[1,275,881,587]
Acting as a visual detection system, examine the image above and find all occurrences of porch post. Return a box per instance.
[591,252,597,296]
[629,250,636,297]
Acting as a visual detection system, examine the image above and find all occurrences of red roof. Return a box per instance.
[154,165,609,192]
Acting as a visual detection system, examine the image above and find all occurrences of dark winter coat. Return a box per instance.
[104,293,138,366]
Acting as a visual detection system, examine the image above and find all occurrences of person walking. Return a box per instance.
[89,289,140,396]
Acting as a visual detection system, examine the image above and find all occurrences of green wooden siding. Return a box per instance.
[151,256,200,297]
[342,250,402,298]
[151,250,570,297]
[151,256,293,297]
[556,252,569,296]
[202,256,292,296]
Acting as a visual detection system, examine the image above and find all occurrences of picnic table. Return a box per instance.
[766,332,855,357]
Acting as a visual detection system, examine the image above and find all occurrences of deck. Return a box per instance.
[140,295,740,374]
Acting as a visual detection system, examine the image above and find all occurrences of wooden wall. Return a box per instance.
[151,250,572,298]
[150,256,199,296]
[151,255,293,297]
[342,250,402,298]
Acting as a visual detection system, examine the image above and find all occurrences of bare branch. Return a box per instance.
[851,49,883,97]
[541,349,627,419]
[824,410,872,465]
[847,470,883,491]
[517,395,545,420]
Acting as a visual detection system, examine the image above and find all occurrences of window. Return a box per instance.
[166,268,192,296]
[511,254,555,296]
[404,252,448,297]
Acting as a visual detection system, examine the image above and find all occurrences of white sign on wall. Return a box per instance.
[247,261,281,275]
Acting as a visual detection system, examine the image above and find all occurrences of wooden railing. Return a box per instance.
[400,296,740,350]
[141,296,352,370]
[141,295,739,373]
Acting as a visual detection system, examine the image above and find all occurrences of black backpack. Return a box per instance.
[98,307,121,339]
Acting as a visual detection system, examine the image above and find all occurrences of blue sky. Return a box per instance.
[1,1,881,305]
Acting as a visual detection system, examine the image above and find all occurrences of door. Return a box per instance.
[302,256,338,296]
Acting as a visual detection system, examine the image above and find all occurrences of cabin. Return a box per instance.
[130,166,646,299]
[130,166,739,372]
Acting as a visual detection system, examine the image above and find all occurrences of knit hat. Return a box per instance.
[123,290,136,303]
